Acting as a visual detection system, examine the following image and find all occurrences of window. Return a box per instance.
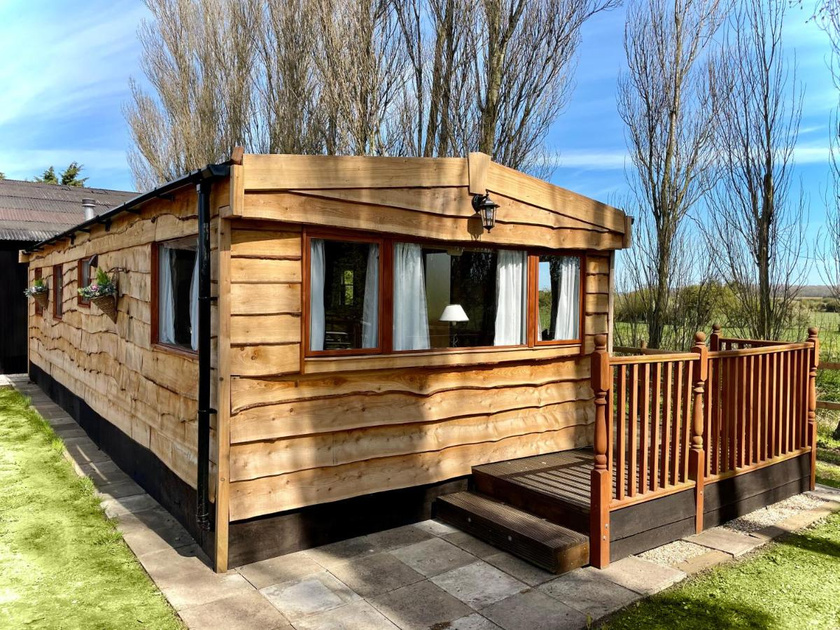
[309,238,380,352]
[536,254,581,343]
[393,244,526,350]
[34,268,43,316]
[53,264,64,319]
[156,238,198,351]
[303,230,583,356]
[78,257,94,306]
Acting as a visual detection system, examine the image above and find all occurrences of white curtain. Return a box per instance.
[159,246,176,344]
[361,244,379,348]
[553,256,581,340]
[309,239,326,351]
[494,250,527,346]
[189,251,199,351]
[393,243,430,351]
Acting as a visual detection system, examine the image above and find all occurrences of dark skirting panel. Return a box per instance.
[609,488,696,561]
[28,362,216,560]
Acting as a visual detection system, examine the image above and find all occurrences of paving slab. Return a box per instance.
[95,478,146,501]
[260,571,360,622]
[369,579,473,630]
[158,568,254,611]
[114,507,194,556]
[306,536,379,569]
[686,527,764,557]
[365,524,433,551]
[581,557,686,596]
[674,550,731,575]
[484,552,556,587]
[135,544,212,584]
[390,537,476,578]
[443,531,501,559]
[78,460,132,486]
[751,524,788,542]
[51,424,88,439]
[101,493,160,519]
[481,589,588,630]
[775,508,834,532]
[413,519,461,537]
[237,550,323,590]
[328,551,425,598]
[62,436,110,465]
[431,561,527,609]
[178,588,292,630]
[540,569,640,618]
[293,600,399,630]
[448,613,502,630]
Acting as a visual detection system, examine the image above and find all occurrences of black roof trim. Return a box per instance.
[24,162,231,255]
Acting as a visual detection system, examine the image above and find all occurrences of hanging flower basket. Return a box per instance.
[24,280,49,308]
[79,268,118,322]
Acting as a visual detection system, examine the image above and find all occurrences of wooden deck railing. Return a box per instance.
[589,326,819,568]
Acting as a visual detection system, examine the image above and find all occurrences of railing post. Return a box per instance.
[807,327,820,490]
[690,332,708,533]
[590,334,612,568]
[710,324,721,352]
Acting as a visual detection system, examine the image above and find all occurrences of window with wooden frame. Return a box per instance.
[304,229,584,357]
[77,256,94,306]
[53,264,64,320]
[305,233,383,355]
[151,238,199,353]
[532,254,583,346]
[33,267,43,316]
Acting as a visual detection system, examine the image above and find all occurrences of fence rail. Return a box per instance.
[589,325,819,569]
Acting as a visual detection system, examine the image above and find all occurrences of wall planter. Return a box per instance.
[24,280,49,309]
[79,268,118,322]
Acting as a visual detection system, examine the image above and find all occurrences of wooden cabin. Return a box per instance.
[21,152,818,575]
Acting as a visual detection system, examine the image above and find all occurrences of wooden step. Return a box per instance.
[473,450,592,534]
[436,492,589,574]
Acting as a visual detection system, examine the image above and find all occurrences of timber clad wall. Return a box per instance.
[26,182,229,492]
[221,153,622,523]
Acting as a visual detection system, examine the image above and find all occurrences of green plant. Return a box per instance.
[23,278,48,297]
[77,268,116,300]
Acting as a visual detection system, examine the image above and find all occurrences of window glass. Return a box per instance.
[79,257,93,305]
[53,265,63,319]
[309,239,379,351]
[158,238,198,350]
[537,255,581,341]
[393,244,526,350]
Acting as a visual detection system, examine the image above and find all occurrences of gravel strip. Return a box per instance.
[637,540,710,566]
[723,494,828,534]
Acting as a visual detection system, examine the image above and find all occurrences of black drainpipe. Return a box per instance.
[195,163,228,537]
[196,176,213,534]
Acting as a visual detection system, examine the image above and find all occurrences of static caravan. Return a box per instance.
[23,152,816,574]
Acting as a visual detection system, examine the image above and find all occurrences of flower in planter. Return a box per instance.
[78,268,117,300]
[24,278,48,297]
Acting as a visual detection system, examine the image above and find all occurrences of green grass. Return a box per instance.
[817,412,840,489]
[602,512,840,629]
[0,387,182,629]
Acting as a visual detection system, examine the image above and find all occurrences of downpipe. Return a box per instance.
[196,177,213,535]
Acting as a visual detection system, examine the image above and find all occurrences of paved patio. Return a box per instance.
[6,373,840,630]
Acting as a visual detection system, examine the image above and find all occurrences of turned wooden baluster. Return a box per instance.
[807,328,820,490]
[689,332,708,533]
[590,334,612,568]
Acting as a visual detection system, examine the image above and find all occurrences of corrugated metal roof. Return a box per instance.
[0,179,135,242]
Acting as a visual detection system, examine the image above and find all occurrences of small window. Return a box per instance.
[53,264,64,319]
[393,244,527,351]
[34,268,43,316]
[157,238,198,351]
[78,257,93,306]
[309,238,379,352]
[536,254,581,342]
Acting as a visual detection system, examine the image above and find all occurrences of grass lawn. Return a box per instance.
[817,412,840,489]
[602,511,840,629]
[0,386,182,629]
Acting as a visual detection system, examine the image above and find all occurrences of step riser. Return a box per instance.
[436,495,590,574]
[473,469,590,534]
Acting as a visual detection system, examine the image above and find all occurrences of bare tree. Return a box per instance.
[126,0,618,188]
[617,0,725,348]
[707,0,807,341]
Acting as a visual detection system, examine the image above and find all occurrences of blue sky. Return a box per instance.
[0,1,834,281]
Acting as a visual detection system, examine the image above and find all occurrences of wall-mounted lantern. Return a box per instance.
[471,193,499,232]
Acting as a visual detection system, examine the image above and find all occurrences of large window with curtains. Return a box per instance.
[154,237,199,352]
[306,232,582,356]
